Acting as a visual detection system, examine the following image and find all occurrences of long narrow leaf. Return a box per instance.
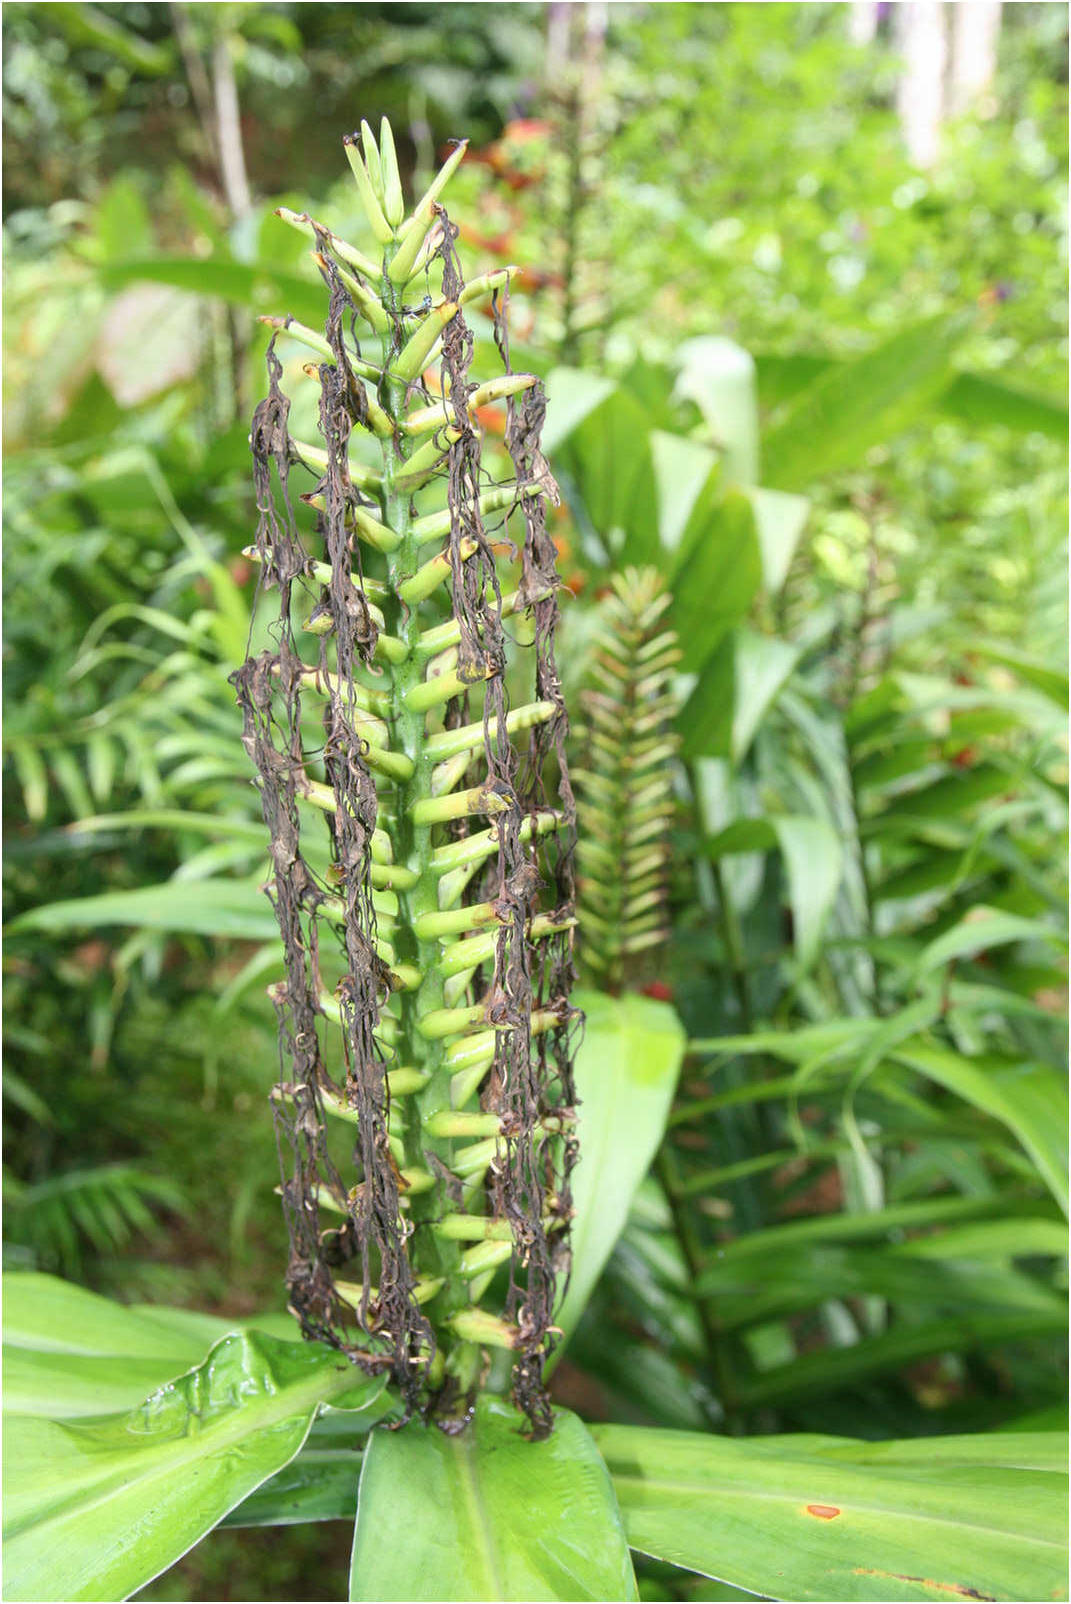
[594,1425,1067,1603]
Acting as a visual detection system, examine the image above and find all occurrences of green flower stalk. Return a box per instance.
[574,568,680,991]
[232,120,578,1436]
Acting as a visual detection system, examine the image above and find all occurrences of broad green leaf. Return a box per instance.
[3,1331,385,1603]
[891,1042,1069,1217]
[939,372,1068,441]
[2,1270,222,1366]
[225,1447,363,1527]
[10,877,277,941]
[3,1348,214,1423]
[679,629,799,763]
[756,354,1068,441]
[698,1241,1064,1331]
[668,492,763,674]
[754,350,830,410]
[734,1309,1068,1408]
[2,1271,206,1359]
[99,258,325,328]
[594,1425,1067,1603]
[732,629,802,761]
[679,635,734,760]
[650,431,720,557]
[890,1217,1069,1260]
[915,907,1066,975]
[763,315,965,491]
[691,1195,1058,1279]
[350,1397,637,1602]
[747,486,810,592]
[549,386,660,566]
[2,1272,297,1418]
[553,991,685,1347]
[542,367,616,453]
[674,337,759,485]
[705,814,843,967]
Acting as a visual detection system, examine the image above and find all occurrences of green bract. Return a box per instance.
[232,122,578,1435]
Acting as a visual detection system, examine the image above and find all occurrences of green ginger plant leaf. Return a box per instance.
[231,119,579,1436]
[3,1326,386,1604]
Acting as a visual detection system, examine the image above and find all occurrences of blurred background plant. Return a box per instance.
[3,2,1066,1598]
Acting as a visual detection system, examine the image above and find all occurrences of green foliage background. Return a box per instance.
[3,4,1067,1599]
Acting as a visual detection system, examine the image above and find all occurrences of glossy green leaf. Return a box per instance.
[733,1309,1068,1408]
[747,486,809,592]
[224,1446,363,1527]
[350,1397,638,1602]
[554,990,685,1346]
[2,1272,225,1416]
[697,1240,1065,1331]
[3,1330,386,1603]
[891,1042,1069,1217]
[548,385,660,566]
[4,1347,208,1422]
[542,367,616,453]
[939,372,1068,441]
[668,491,762,673]
[650,432,720,558]
[679,629,800,763]
[705,813,843,967]
[2,1271,225,1362]
[2,1272,300,1421]
[915,907,1066,976]
[756,354,1068,442]
[674,336,759,485]
[763,316,965,490]
[10,877,277,941]
[99,258,325,328]
[595,1425,1067,1603]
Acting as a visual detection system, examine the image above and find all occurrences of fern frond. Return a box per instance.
[3,1164,187,1277]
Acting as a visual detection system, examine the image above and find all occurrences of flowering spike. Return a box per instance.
[231,118,578,1438]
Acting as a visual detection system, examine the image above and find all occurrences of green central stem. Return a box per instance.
[374,261,478,1391]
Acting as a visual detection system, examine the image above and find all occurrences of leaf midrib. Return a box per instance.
[453,1426,505,1601]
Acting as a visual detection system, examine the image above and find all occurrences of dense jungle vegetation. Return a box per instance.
[2,4,1068,1601]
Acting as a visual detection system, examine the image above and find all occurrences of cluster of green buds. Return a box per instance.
[574,568,680,991]
[232,120,578,1435]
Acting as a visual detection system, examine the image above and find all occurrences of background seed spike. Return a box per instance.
[573,565,681,992]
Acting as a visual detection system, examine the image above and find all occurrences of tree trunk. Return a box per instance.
[949,0,1002,116]
[848,2,880,46]
[212,29,252,222]
[895,1,949,169]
